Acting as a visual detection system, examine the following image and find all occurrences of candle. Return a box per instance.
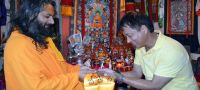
[116,63,122,68]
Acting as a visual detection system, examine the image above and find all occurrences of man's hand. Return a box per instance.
[98,69,125,82]
[97,68,115,77]
[79,66,96,81]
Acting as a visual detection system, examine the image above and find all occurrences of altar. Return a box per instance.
[67,33,135,72]
[65,0,137,72]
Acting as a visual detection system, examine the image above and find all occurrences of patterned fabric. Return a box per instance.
[166,0,194,35]
[84,73,115,90]
[74,0,116,51]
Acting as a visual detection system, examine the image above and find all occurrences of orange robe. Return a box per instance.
[4,31,84,90]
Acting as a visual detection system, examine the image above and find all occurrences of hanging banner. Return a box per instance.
[74,0,118,47]
[166,0,194,35]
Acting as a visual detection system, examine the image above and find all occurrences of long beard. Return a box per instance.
[29,20,54,38]
[26,20,54,49]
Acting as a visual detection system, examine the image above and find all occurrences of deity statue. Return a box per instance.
[92,11,103,29]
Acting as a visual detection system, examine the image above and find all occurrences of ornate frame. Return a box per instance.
[166,0,194,35]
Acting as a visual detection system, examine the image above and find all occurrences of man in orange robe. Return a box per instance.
[4,0,94,90]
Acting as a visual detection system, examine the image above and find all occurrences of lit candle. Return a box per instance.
[116,63,122,68]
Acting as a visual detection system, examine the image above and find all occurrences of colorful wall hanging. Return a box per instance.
[74,0,118,48]
[166,0,194,35]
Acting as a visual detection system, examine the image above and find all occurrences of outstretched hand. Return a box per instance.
[97,68,116,78]
[98,68,125,82]
[79,66,96,81]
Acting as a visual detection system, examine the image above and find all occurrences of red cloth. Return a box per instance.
[140,0,145,15]
[195,75,200,82]
[61,0,73,6]
[125,2,136,13]
[196,10,200,16]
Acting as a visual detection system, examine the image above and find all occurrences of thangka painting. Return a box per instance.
[166,0,194,35]
[74,0,118,50]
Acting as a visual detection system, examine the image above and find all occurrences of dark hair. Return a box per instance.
[119,13,154,33]
[51,1,57,15]
[10,0,54,49]
[96,10,101,14]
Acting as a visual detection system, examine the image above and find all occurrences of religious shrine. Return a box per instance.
[1,0,200,90]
